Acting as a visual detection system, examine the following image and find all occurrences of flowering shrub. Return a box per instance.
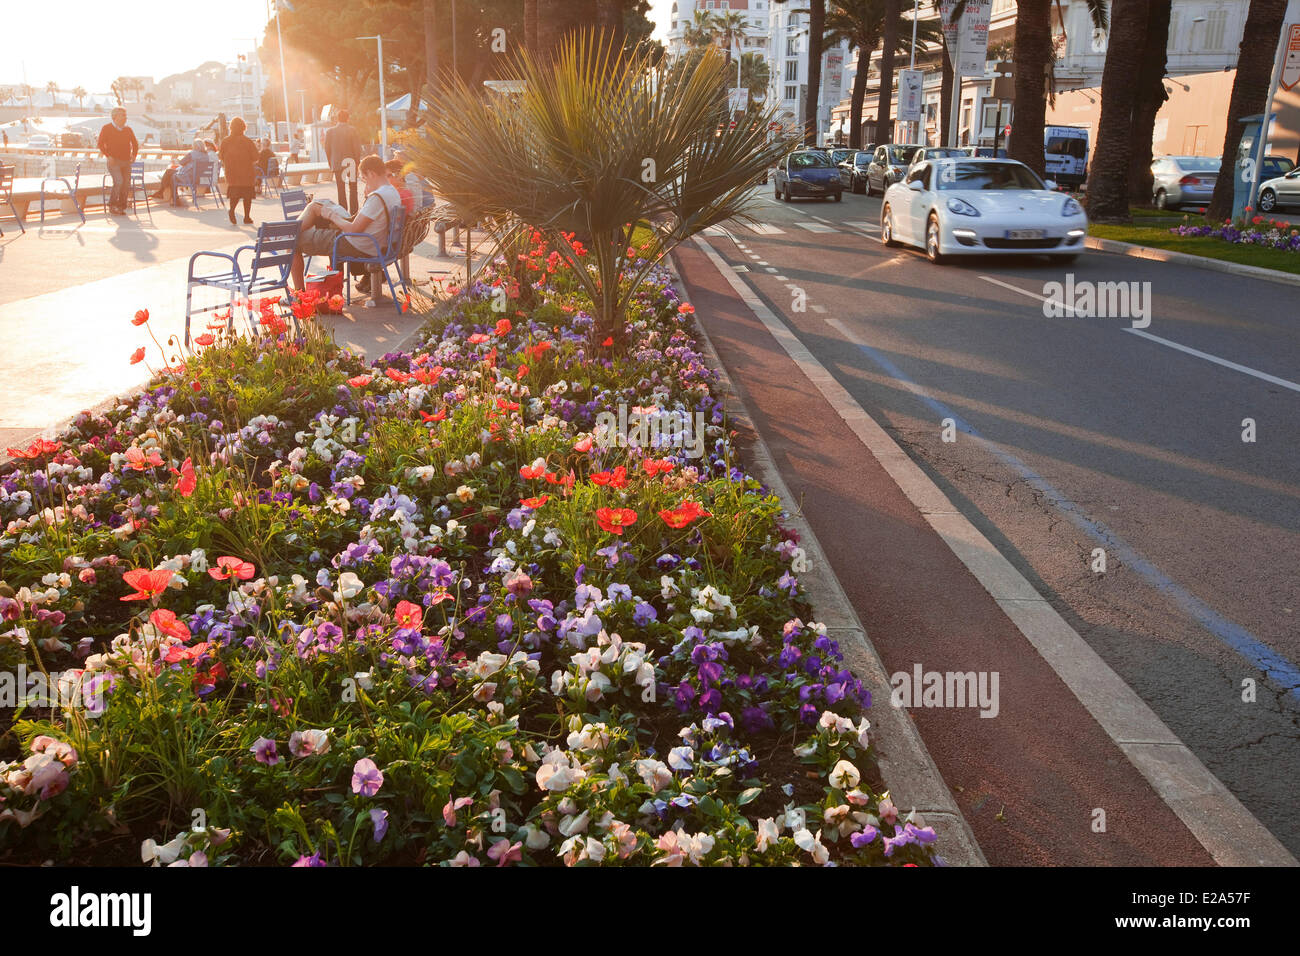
[1169,208,1300,252]
[0,237,940,867]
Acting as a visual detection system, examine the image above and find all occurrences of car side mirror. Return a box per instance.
[907,179,923,191]
[1044,179,1058,190]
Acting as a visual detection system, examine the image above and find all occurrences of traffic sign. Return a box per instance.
[1281,23,1300,91]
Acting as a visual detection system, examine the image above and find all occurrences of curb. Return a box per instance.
[665,252,989,868]
[1085,235,1300,288]
[0,384,149,471]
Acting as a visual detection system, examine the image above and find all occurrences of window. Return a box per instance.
[1167,12,1179,51]
[785,60,799,81]
[787,36,798,56]
[784,85,798,101]
[1204,9,1227,50]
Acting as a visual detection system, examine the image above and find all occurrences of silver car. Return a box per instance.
[1256,157,1300,212]
[1150,155,1222,209]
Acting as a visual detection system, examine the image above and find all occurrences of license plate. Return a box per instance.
[1005,229,1046,239]
[806,184,824,191]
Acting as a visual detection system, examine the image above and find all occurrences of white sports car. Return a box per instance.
[881,157,1088,263]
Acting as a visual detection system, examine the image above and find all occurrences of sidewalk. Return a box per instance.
[0,194,491,455]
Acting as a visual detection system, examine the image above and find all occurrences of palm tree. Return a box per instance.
[684,9,719,49]
[1207,0,1288,221]
[407,35,797,343]
[740,51,771,103]
[1128,0,1171,205]
[145,92,157,112]
[875,0,900,144]
[72,86,87,111]
[536,0,597,61]
[1087,0,1151,222]
[826,0,941,148]
[45,81,59,110]
[714,10,750,55]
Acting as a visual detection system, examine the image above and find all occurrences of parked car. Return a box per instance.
[827,147,856,168]
[880,157,1088,264]
[908,146,967,169]
[1043,126,1090,188]
[774,149,843,202]
[1150,155,1222,209]
[838,148,876,194]
[865,144,922,196]
[55,131,88,149]
[1257,164,1300,212]
[963,146,1008,158]
[26,133,53,149]
[1259,154,1296,182]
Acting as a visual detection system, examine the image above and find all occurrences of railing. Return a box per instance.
[0,146,186,178]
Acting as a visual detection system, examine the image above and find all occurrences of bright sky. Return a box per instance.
[7,0,274,93]
[649,0,674,40]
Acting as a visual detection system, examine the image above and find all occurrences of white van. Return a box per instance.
[1043,126,1089,188]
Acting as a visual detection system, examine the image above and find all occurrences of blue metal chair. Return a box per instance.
[257,155,283,198]
[127,161,150,214]
[184,219,302,347]
[175,158,209,209]
[279,188,308,218]
[38,164,85,224]
[332,203,408,313]
[0,164,24,235]
[208,158,225,208]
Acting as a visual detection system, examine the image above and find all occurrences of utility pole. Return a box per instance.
[356,35,389,156]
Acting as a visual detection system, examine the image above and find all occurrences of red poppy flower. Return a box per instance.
[601,337,614,347]
[521,495,549,509]
[347,375,372,388]
[385,367,411,384]
[520,462,547,480]
[170,457,197,497]
[590,466,628,489]
[412,365,444,385]
[642,458,675,476]
[130,347,147,365]
[150,608,191,641]
[6,438,61,460]
[573,435,593,453]
[209,556,255,582]
[677,303,695,315]
[132,309,150,326]
[659,500,711,529]
[468,333,491,345]
[595,507,638,535]
[394,600,423,629]
[428,588,454,605]
[530,341,552,360]
[419,408,447,423]
[484,347,497,368]
[495,318,512,336]
[120,567,175,602]
[496,397,520,412]
[193,333,216,347]
[516,364,529,378]
[329,294,346,312]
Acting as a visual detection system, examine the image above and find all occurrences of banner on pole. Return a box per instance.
[898,69,925,121]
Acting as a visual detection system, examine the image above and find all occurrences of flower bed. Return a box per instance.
[1169,213,1300,253]
[0,237,939,867]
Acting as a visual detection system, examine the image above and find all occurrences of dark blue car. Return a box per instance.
[774,150,843,202]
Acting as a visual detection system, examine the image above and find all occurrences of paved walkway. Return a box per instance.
[0,193,488,454]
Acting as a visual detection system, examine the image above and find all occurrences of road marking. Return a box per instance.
[774,275,788,281]
[747,223,785,235]
[691,233,1298,868]
[811,304,827,313]
[845,221,875,231]
[983,275,1300,392]
[1125,328,1300,394]
[765,267,779,273]
[733,265,750,272]
[796,222,837,233]
[703,226,727,237]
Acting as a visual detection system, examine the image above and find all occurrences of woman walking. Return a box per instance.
[218,117,259,225]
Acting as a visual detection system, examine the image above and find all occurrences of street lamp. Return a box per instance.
[355,35,390,157]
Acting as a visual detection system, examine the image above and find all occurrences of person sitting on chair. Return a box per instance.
[158,139,208,205]
[290,153,403,304]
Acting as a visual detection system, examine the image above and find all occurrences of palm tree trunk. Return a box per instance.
[1010,0,1051,176]
[525,0,539,56]
[876,0,900,143]
[1128,0,1170,206]
[805,0,825,145]
[596,0,625,51]
[537,0,597,62]
[1088,0,1150,222]
[940,38,953,148]
[1207,0,1287,221]
[850,44,870,148]
[425,0,439,93]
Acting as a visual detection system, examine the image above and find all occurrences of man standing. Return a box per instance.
[323,108,362,215]
[97,107,138,215]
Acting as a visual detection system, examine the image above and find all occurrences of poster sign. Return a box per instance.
[940,0,993,77]
[1281,23,1300,91]
[898,69,925,121]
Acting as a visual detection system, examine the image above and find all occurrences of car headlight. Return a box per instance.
[1062,197,1083,216]
[946,197,980,217]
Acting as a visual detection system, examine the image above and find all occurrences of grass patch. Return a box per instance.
[1088,223,1300,275]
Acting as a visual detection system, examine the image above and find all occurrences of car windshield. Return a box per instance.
[927,148,966,159]
[938,161,1045,191]
[854,151,872,164]
[1045,136,1087,158]
[829,149,853,163]
[791,152,833,168]
[1175,157,1221,172]
[888,146,920,165]
[1264,157,1296,177]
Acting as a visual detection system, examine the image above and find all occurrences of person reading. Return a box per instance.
[291,154,403,303]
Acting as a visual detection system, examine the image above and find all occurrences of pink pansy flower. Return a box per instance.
[442,795,474,826]
[251,737,280,765]
[487,838,523,867]
[288,729,330,758]
[351,758,384,797]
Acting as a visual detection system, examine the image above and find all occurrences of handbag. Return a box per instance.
[305,269,344,312]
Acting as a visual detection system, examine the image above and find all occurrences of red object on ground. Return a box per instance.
[306,271,345,312]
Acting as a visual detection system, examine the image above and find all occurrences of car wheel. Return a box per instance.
[1154,188,1168,210]
[774,180,781,200]
[783,184,792,203]
[925,215,945,263]
[881,205,899,247]
[1052,254,1079,264]
[832,191,842,202]
[854,178,865,194]
[1259,189,1277,213]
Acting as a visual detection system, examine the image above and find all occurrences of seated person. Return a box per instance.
[385,158,415,216]
[290,153,404,301]
[155,139,207,204]
[255,139,277,194]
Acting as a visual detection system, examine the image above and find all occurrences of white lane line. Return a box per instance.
[691,234,1297,868]
[765,267,779,273]
[811,304,827,313]
[704,226,727,237]
[1125,329,1300,394]
[982,275,1300,392]
[748,223,785,235]
[756,260,769,265]
[774,275,789,281]
[845,221,875,230]
[796,222,837,233]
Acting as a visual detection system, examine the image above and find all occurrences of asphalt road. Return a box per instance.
[679,183,1300,863]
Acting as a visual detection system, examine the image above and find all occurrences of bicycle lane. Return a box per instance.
[670,237,1216,866]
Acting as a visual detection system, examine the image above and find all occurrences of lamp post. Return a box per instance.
[909,0,919,143]
[355,35,389,157]
[271,0,294,145]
